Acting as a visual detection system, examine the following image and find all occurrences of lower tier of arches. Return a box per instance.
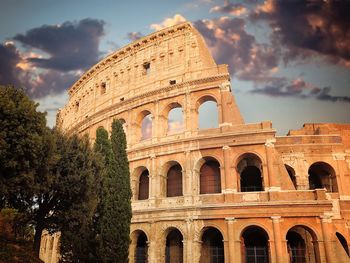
[129,216,350,263]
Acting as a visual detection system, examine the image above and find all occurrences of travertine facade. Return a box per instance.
[41,22,350,263]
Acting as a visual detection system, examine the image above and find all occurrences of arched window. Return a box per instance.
[198,99,218,129]
[167,164,183,197]
[308,162,338,192]
[135,231,148,263]
[336,232,350,257]
[285,164,297,190]
[165,229,183,263]
[200,158,221,194]
[168,106,183,134]
[237,154,263,192]
[138,170,149,200]
[141,112,152,140]
[286,226,319,263]
[241,226,269,263]
[200,228,224,263]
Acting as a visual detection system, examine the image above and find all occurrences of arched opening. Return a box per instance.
[167,164,183,197]
[200,227,224,263]
[200,157,221,194]
[241,226,269,263]
[165,229,183,263]
[140,112,152,140]
[168,106,184,134]
[286,226,319,263]
[135,231,148,263]
[138,170,149,200]
[336,232,349,257]
[308,162,338,192]
[285,164,297,190]
[237,154,263,192]
[198,98,218,129]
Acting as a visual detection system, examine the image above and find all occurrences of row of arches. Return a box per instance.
[135,99,219,141]
[135,154,339,200]
[133,225,349,263]
[286,162,338,192]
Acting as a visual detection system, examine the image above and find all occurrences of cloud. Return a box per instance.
[0,19,106,99]
[126,32,144,42]
[194,17,280,81]
[251,0,350,67]
[251,77,350,103]
[14,18,105,71]
[150,14,187,31]
[26,70,79,98]
[0,41,23,87]
[210,0,247,16]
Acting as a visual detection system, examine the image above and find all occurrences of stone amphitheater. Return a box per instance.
[40,22,350,263]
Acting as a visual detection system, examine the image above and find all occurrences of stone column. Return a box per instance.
[333,153,346,195]
[222,146,229,192]
[147,241,156,263]
[265,139,280,191]
[320,215,335,263]
[271,216,287,263]
[184,150,193,204]
[193,239,202,263]
[149,154,157,203]
[222,146,236,193]
[152,100,159,143]
[223,239,230,263]
[184,91,196,135]
[219,82,233,127]
[129,241,136,263]
[219,166,226,194]
[185,218,194,263]
[226,217,237,262]
[148,221,158,263]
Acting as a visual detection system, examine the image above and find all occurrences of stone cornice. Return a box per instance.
[68,22,193,97]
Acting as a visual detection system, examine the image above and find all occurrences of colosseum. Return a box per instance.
[40,22,350,263]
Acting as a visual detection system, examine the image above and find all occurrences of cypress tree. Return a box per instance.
[95,121,132,262]
[110,119,132,262]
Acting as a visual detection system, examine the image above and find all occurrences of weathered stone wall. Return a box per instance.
[40,22,350,263]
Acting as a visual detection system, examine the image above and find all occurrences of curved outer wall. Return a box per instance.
[40,22,350,263]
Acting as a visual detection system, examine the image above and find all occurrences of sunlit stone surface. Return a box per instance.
[41,22,350,263]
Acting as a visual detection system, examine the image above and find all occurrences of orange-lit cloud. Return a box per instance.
[150,14,187,31]
[210,1,247,16]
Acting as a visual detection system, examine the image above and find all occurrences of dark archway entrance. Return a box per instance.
[135,231,148,263]
[200,227,224,263]
[165,229,183,263]
[241,226,269,263]
[285,164,297,189]
[286,226,319,263]
[308,162,338,192]
[138,169,149,200]
[200,158,221,194]
[237,154,263,192]
[336,232,349,257]
[167,164,183,197]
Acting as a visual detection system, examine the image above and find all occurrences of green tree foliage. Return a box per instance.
[14,131,102,256]
[0,85,104,259]
[57,133,103,262]
[0,85,47,208]
[95,121,132,263]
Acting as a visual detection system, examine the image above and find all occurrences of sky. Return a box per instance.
[0,0,349,135]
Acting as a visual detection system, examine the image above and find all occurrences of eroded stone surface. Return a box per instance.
[41,22,350,263]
